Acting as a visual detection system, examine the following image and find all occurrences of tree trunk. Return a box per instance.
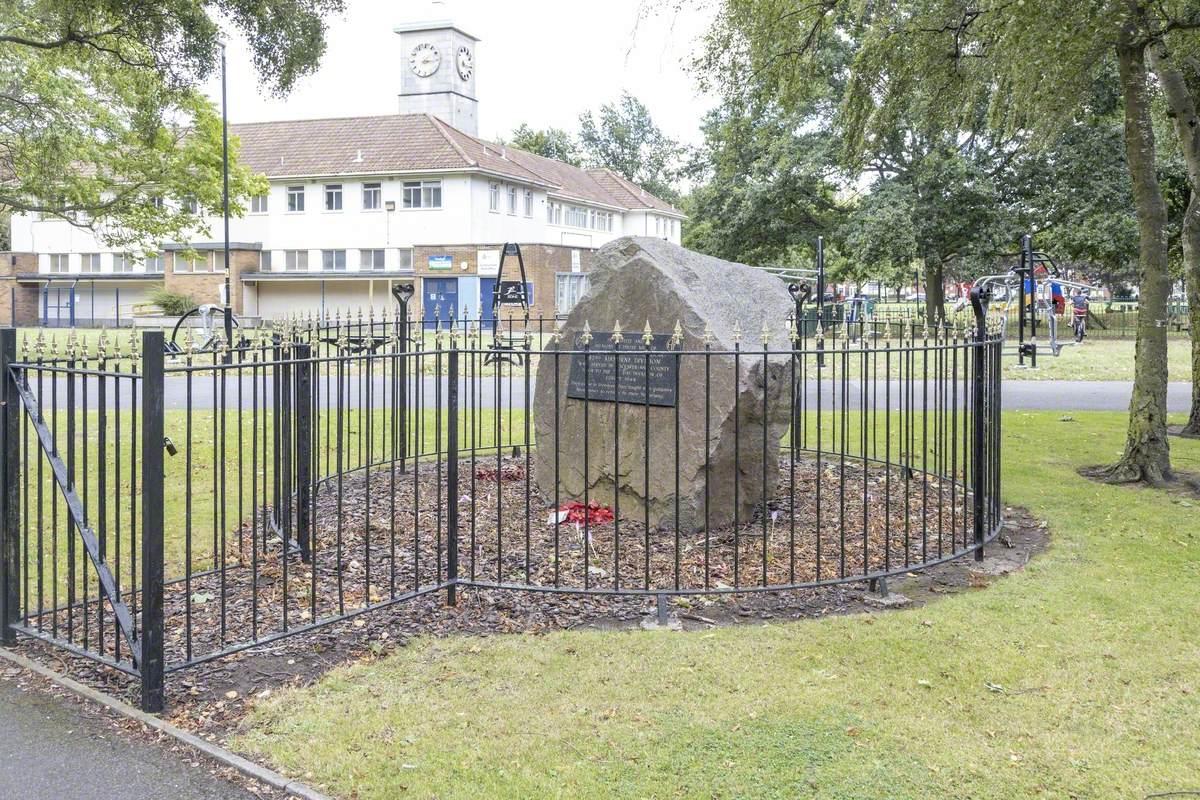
[923,254,946,326]
[1187,225,1200,435]
[1105,36,1173,483]
[1148,39,1200,436]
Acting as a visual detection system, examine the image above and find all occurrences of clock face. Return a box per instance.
[409,43,441,77]
[456,46,474,81]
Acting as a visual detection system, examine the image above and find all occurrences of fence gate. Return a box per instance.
[0,328,165,710]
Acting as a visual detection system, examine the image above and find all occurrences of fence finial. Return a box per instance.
[580,320,593,346]
[611,320,623,345]
[732,320,742,344]
[760,320,771,345]
[702,321,715,346]
[669,320,684,349]
[642,319,653,346]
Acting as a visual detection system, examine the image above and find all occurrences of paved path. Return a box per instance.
[0,678,257,800]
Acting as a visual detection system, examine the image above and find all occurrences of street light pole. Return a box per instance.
[220,42,233,362]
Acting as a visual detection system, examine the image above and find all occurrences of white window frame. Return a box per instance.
[250,194,269,214]
[403,180,442,209]
[258,251,271,271]
[182,197,199,215]
[80,253,102,274]
[324,184,343,212]
[284,250,308,272]
[506,185,517,215]
[322,249,347,271]
[112,253,134,273]
[361,248,386,271]
[396,248,414,272]
[145,253,164,273]
[362,182,382,211]
[287,186,305,213]
[488,182,500,212]
[556,273,590,315]
[48,253,70,272]
[524,189,534,217]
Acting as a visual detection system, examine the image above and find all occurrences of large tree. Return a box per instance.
[578,93,684,202]
[0,0,341,251]
[506,124,581,166]
[1145,33,1200,436]
[703,0,1192,484]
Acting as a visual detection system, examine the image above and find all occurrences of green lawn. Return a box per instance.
[233,411,1200,799]
[1003,338,1193,382]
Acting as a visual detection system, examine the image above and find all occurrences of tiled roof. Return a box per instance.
[230,113,683,215]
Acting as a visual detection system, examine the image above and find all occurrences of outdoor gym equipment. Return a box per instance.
[485,242,531,366]
[165,303,251,354]
[970,234,1100,363]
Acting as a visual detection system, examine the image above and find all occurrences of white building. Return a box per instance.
[4,12,684,327]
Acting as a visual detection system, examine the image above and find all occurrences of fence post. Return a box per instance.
[392,283,413,474]
[1,328,19,644]
[968,287,990,563]
[446,331,459,606]
[139,330,165,712]
[294,342,312,563]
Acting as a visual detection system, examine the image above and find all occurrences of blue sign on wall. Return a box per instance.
[428,254,453,271]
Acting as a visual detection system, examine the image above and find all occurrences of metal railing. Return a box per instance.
[0,298,1005,712]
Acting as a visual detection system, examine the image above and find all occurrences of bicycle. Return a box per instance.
[1072,309,1087,342]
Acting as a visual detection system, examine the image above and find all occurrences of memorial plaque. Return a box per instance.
[565,332,678,406]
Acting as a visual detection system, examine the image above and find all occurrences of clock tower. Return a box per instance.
[394,5,479,136]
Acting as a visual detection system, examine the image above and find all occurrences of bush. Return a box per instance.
[149,289,199,317]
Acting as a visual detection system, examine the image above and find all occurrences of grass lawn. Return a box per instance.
[1002,338,1193,382]
[233,410,1200,799]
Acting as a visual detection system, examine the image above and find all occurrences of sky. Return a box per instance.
[200,0,719,147]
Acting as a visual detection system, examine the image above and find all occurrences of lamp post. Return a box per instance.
[220,43,233,361]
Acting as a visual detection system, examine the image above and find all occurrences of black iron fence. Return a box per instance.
[0,299,1004,712]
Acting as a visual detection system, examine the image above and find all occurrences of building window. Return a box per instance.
[149,196,165,210]
[403,180,442,209]
[565,206,588,228]
[361,248,386,270]
[259,251,271,271]
[213,250,226,272]
[324,184,343,211]
[287,186,305,212]
[145,253,164,273]
[397,248,414,271]
[81,253,102,273]
[322,249,347,271]
[182,197,199,215]
[49,253,70,272]
[362,182,382,210]
[174,253,210,273]
[655,216,662,236]
[556,273,590,315]
[112,253,133,273]
[489,182,499,212]
[250,194,268,214]
[524,189,533,217]
[284,250,308,271]
[506,185,517,214]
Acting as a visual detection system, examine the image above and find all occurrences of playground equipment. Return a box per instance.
[164,303,251,354]
[969,234,1100,363]
[484,242,532,366]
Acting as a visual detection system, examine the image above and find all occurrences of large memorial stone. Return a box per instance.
[533,236,794,531]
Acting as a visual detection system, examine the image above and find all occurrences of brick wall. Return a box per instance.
[164,249,257,314]
[0,252,40,325]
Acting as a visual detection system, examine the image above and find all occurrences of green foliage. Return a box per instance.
[149,288,199,317]
[578,93,684,203]
[0,0,337,249]
[507,124,581,166]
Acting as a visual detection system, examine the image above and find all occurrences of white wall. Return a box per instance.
[12,172,685,272]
